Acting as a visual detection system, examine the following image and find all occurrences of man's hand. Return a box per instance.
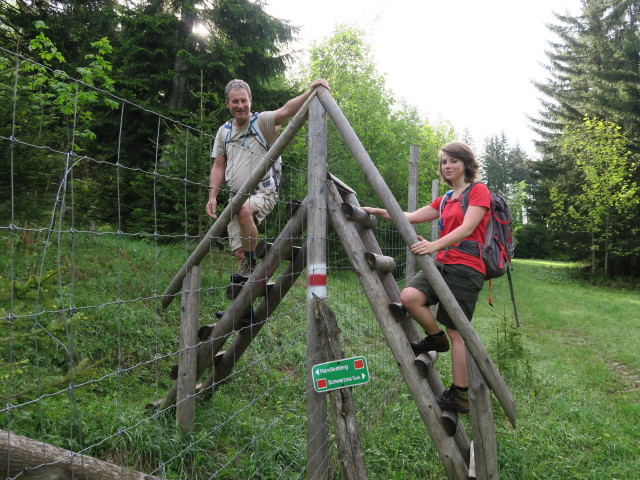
[206,198,218,219]
[310,78,329,90]
[410,235,437,255]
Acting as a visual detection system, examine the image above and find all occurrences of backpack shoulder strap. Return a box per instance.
[439,190,454,231]
[222,118,233,157]
[248,112,270,151]
[458,181,478,214]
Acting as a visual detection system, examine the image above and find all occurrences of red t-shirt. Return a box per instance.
[429,183,491,274]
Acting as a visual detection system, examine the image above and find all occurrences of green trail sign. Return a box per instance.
[312,356,370,393]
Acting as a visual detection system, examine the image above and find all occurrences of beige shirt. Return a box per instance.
[212,111,279,192]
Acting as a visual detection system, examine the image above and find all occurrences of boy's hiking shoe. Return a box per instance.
[230,273,249,284]
[410,332,450,355]
[437,385,470,413]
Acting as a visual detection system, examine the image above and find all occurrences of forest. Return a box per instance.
[1,0,639,279]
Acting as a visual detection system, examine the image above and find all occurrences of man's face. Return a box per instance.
[226,88,252,126]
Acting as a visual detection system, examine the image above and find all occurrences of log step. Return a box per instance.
[170,350,225,380]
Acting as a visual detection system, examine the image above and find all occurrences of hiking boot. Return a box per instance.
[437,385,470,413]
[410,332,450,355]
[230,273,249,284]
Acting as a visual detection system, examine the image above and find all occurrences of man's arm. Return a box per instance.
[273,79,329,126]
[206,155,226,219]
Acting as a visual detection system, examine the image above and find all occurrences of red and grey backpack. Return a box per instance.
[439,182,519,324]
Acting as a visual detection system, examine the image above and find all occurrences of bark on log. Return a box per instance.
[0,429,162,480]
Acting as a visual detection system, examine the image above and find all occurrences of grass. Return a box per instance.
[1,230,639,479]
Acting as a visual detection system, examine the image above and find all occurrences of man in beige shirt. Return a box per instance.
[207,78,329,276]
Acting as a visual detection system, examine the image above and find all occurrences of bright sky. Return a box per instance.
[264,0,583,158]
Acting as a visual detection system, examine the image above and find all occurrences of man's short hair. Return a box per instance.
[224,79,252,101]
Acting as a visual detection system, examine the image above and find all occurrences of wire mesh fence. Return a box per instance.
[1,47,419,479]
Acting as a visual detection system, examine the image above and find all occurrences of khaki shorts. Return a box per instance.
[407,263,485,330]
[227,188,278,251]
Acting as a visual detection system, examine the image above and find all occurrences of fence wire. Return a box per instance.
[0,47,416,479]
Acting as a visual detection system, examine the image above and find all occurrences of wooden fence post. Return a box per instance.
[307,96,329,480]
[176,266,200,433]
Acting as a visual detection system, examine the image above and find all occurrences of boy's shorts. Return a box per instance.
[407,263,485,330]
[227,188,278,252]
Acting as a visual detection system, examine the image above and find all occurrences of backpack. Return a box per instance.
[223,112,283,189]
[439,182,519,325]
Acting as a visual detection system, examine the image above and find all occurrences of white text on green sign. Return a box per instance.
[312,356,369,392]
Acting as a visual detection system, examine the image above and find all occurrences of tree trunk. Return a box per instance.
[0,429,162,480]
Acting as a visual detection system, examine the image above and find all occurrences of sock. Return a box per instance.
[430,330,445,337]
[453,385,469,401]
[244,250,256,267]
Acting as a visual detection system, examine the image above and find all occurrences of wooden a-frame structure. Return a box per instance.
[158,88,516,480]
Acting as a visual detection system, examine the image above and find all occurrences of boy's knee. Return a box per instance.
[400,288,425,309]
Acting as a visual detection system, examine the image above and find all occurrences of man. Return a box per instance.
[206,78,329,276]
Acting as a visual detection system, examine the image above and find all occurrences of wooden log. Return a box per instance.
[364,251,396,272]
[159,198,309,411]
[340,202,378,228]
[327,181,468,479]
[413,353,459,438]
[161,90,317,309]
[256,241,301,259]
[441,410,459,437]
[255,241,271,259]
[313,296,369,480]
[0,429,162,480]
[176,266,200,433]
[467,353,498,479]
[286,199,303,218]
[318,88,516,428]
[226,282,275,300]
[170,350,224,380]
[413,351,438,375]
[306,97,329,480]
[389,302,407,322]
[198,323,216,341]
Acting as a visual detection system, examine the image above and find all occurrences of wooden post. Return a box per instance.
[406,145,419,282]
[306,96,329,480]
[161,89,321,309]
[317,88,515,427]
[467,353,499,479]
[313,297,369,480]
[0,429,163,480]
[176,266,200,432]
